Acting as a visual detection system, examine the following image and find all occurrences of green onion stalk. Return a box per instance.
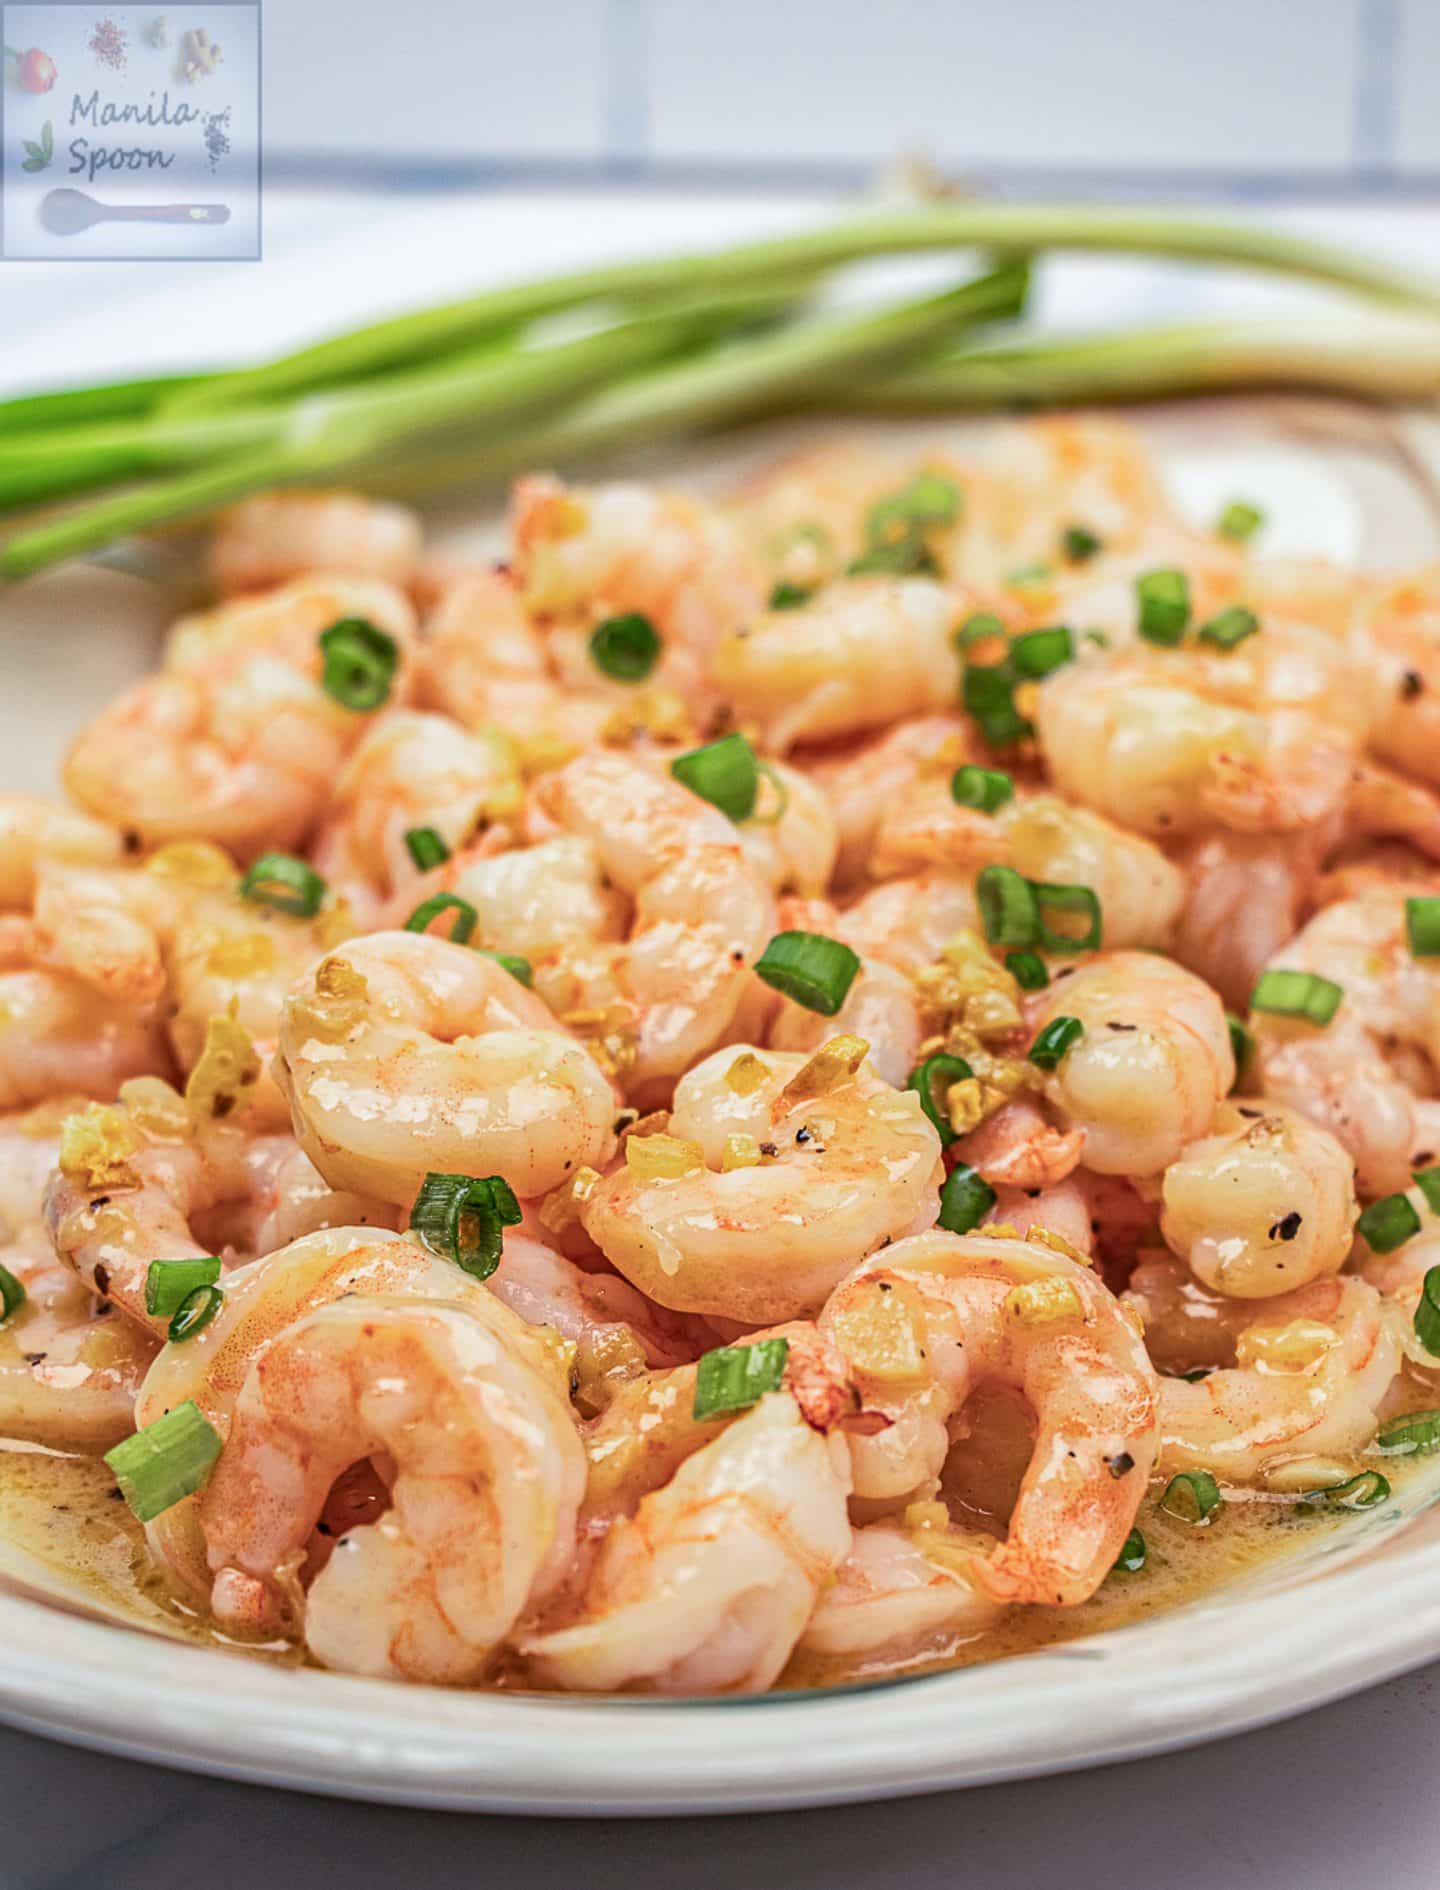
[0,267,1023,580]
[136,204,1440,416]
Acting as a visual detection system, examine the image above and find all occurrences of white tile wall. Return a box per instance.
[646,0,1362,173]
[1394,1,1440,169]
[261,0,611,157]
[251,0,1425,186]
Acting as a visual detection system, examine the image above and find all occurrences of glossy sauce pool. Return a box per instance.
[0,1417,1420,1693]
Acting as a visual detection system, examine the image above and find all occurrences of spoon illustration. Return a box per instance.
[39,187,230,236]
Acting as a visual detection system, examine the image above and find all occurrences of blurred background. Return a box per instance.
[262,0,1415,197]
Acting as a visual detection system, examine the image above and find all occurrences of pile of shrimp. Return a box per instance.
[9,412,1440,1696]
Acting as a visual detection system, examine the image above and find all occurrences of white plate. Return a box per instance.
[3,407,1440,1814]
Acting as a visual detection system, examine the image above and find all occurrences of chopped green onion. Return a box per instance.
[169,1284,224,1345]
[907,1053,974,1144]
[937,1163,997,1235]
[1029,1015,1084,1070]
[1136,568,1191,646]
[104,1400,223,1522]
[1005,949,1049,991]
[318,618,399,713]
[1414,1166,1440,1214]
[977,864,1039,947]
[951,764,1014,813]
[1406,896,1440,957]
[754,931,860,1016]
[1226,1012,1254,1086]
[1296,1470,1390,1512]
[480,950,533,987]
[769,581,813,610]
[670,732,758,823]
[1217,500,1264,543]
[404,892,478,945]
[589,612,660,682]
[955,611,1006,650]
[1010,625,1075,680]
[145,1256,221,1319]
[961,662,1033,747]
[239,852,327,919]
[1082,628,1111,649]
[1250,968,1343,1026]
[0,1265,24,1324]
[1111,1528,1147,1574]
[868,469,961,532]
[1415,1267,1440,1356]
[1376,1407,1440,1455]
[1033,881,1102,953]
[847,532,939,578]
[1061,524,1103,564]
[1196,606,1260,651]
[1356,1192,1422,1254]
[693,1337,789,1421]
[1160,1469,1222,1524]
[404,826,450,872]
[409,1172,522,1281]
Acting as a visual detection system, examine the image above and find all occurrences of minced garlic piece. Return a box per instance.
[185,1009,261,1122]
[537,1165,602,1235]
[205,930,277,980]
[724,1051,770,1096]
[294,956,368,1045]
[721,1133,763,1172]
[145,841,235,888]
[975,1221,1021,1241]
[58,1104,143,1191]
[572,1325,649,1418]
[1004,1278,1083,1327]
[118,1076,191,1142]
[1027,1225,1093,1268]
[828,1281,929,1384]
[779,1034,869,1105]
[1236,1318,1338,1375]
[946,1076,986,1136]
[512,729,581,777]
[602,688,696,748]
[903,1499,979,1576]
[625,1133,705,1180]
[314,900,360,951]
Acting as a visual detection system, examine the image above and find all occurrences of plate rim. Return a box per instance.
[3,1511,1440,1814]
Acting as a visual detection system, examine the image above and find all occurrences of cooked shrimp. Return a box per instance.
[0,797,123,909]
[1170,830,1317,1012]
[201,1295,586,1680]
[44,1094,316,1336]
[798,1518,1003,1660]
[276,930,618,1208]
[490,1230,709,1380]
[1035,658,1349,840]
[1157,1274,1399,1481]
[713,579,966,750]
[525,751,775,1100]
[582,1039,943,1322]
[0,1112,155,1448]
[769,943,922,1090]
[953,1095,1085,1192]
[0,955,170,1110]
[820,1229,1159,1606]
[805,714,975,888]
[1032,952,1234,1175]
[421,566,613,752]
[1352,567,1440,786]
[207,492,423,596]
[733,760,839,897]
[65,578,417,856]
[313,711,522,916]
[1159,1102,1357,1298]
[513,474,763,660]
[28,847,341,1127]
[521,1390,851,1694]
[1251,891,1440,1196]
[837,873,981,976]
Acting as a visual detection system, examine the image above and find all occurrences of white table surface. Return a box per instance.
[8,184,1440,1883]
